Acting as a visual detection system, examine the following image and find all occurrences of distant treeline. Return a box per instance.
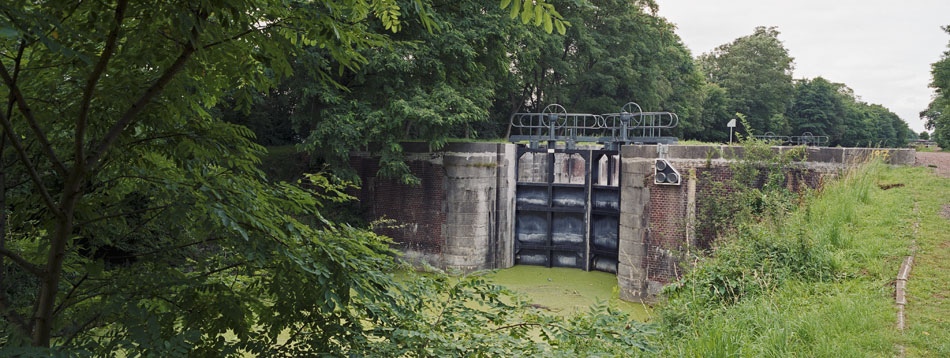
[221,0,917,181]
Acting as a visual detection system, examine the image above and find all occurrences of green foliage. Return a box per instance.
[787,77,913,147]
[354,270,656,356]
[923,25,950,149]
[223,0,705,182]
[696,138,807,242]
[657,160,917,355]
[0,0,663,355]
[697,27,795,135]
[694,27,914,146]
[787,77,846,140]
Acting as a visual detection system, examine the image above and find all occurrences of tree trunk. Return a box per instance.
[32,172,82,347]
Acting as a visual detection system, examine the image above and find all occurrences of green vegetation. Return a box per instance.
[0,0,940,356]
[653,160,948,356]
[900,167,950,356]
[225,14,913,183]
[697,27,795,136]
[3,0,641,355]
[696,138,806,243]
[923,25,950,149]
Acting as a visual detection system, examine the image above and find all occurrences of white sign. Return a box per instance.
[727,118,737,128]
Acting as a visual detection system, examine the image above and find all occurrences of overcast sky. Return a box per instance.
[653,0,950,133]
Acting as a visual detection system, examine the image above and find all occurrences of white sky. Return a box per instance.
[653,0,950,133]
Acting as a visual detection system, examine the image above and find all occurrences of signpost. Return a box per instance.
[727,118,737,144]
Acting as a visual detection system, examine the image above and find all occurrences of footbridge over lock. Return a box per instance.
[348,105,916,302]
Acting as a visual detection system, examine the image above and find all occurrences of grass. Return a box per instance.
[899,166,950,356]
[653,161,950,356]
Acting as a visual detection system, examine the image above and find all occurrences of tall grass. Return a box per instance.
[655,160,912,356]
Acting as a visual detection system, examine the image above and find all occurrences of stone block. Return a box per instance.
[720,145,744,159]
[444,142,501,153]
[618,276,645,302]
[444,164,497,178]
[617,262,644,280]
[619,216,645,232]
[444,213,482,226]
[668,145,720,160]
[618,238,645,260]
[621,185,647,204]
[814,147,841,163]
[646,280,665,298]
[889,149,915,165]
[621,145,658,158]
[446,200,492,215]
[622,160,653,175]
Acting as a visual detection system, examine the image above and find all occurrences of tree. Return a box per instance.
[291,0,529,184]
[692,82,731,142]
[0,0,593,353]
[0,0,412,349]
[496,0,704,132]
[224,0,706,182]
[698,26,795,135]
[923,25,950,149]
[920,131,930,140]
[787,77,846,142]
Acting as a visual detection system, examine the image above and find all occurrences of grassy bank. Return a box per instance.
[651,161,950,356]
[901,165,950,356]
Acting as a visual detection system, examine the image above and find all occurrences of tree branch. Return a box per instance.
[0,110,61,217]
[6,40,25,119]
[122,132,189,148]
[52,274,88,317]
[57,311,101,346]
[201,21,281,50]
[76,0,129,170]
[492,322,590,336]
[85,44,196,172]
[0,63,67,176]
[0,247,43,277]
[77,203,174,227]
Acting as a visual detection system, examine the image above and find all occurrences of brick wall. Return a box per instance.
[646,180,688,283]
[349,156,446,255]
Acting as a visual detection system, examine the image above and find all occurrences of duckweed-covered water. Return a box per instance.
[484,265,651,321]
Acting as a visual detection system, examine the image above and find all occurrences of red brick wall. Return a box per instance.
[350,157,446,254]
[646,180,688,283]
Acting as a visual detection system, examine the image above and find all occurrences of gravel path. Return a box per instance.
[915,152,950,178]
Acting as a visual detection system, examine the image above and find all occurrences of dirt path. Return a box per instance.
[915,152,950,178]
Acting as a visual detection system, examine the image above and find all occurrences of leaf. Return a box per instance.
[543,13,553,33]
[521,1,533,24]
[533,5,543,27]
[554,19,566,35]
[509,0,521,19]
[500,0,512,9]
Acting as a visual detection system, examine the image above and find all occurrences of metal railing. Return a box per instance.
[508,102,679,149]
[754,132,830,147]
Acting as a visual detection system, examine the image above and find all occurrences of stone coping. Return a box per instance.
[620,144,915,165]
